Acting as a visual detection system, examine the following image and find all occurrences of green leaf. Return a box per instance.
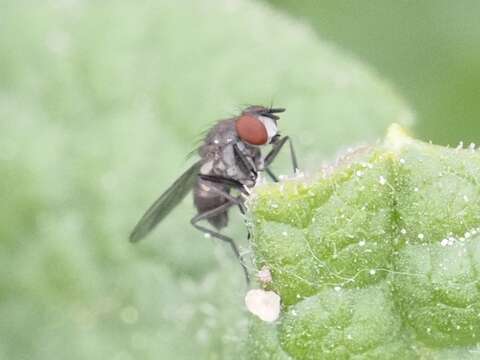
[248,125,480,359]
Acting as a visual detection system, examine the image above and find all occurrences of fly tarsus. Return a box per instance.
[191,202,250,284]
[264,135,299,175]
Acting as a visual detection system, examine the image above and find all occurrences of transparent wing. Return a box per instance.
[129,161,201,243]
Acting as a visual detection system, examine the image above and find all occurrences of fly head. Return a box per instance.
[235,105,285,146]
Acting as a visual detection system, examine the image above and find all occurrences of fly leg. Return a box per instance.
[264,135,299,175]
[265,167,279,182]
[198,174,248,213]
[198,174,248,194]
[191,200,250,283]
[233,143,257,182]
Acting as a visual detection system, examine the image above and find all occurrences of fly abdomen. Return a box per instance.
[193,179,230,230]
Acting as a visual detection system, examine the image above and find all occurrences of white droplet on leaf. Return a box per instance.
[245,289,281,322]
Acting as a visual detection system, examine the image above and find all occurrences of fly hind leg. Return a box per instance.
[191,200,250,283]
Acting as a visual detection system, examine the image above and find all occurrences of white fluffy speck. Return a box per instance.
[257,266,272,284]
[334,286,341,292]
[464,195,470,202]
[418,233,425,240]
[359,240,366,247]
[282,231,288,236]
[204,233,211,239]
[369,269,376,275]
[356,170,364,177]
[245,289,281,322]
[414,187,419,192]
[399,158,406,164]
[400,228,407,235]
[379,176,387,185]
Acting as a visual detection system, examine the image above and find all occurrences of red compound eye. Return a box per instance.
[235,115,268,145]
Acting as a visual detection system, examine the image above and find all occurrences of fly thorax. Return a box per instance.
[200,160,214,174]
[222,145,235,167]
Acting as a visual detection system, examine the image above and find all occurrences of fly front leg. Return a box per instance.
[265,167,279,182]
[233,143,257,182]
[191,201,250,283]
[264,135,299,175]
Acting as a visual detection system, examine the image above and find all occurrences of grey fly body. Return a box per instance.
[129,105,298,282]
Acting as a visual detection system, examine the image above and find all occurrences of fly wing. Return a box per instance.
[129,161,201,243]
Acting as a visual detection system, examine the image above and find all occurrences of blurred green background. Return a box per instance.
[266,0,480,145]
[0,1,478,359]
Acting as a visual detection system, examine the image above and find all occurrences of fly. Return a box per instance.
[129,105,298,282]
